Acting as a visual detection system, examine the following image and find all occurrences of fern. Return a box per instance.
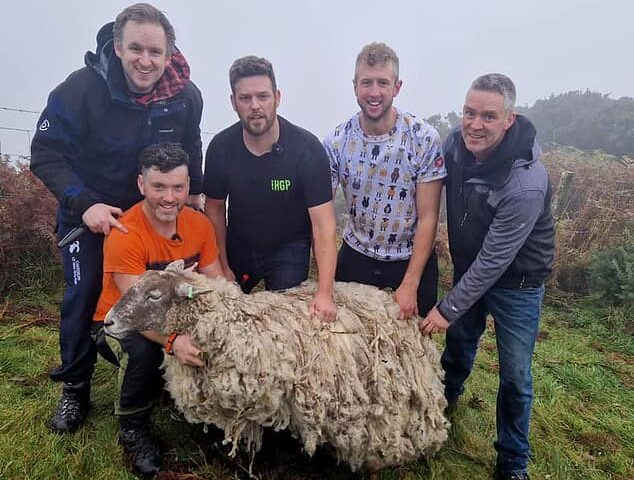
[589,237,634,307]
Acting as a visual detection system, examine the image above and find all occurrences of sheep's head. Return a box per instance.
[104,260,211,339]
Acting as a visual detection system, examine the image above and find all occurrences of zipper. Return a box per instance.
[459,182,468,227]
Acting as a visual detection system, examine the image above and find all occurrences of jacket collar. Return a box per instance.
[454,114,537,188]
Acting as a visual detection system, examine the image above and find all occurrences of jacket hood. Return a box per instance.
[84,22,117,82]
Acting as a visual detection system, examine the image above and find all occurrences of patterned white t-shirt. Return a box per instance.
[324,109,446,260]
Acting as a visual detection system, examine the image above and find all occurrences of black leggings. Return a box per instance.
[335,242,438,316]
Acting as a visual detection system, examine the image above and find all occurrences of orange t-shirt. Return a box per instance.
[93,202,218,321]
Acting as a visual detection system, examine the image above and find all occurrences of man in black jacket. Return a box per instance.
[30,3,204,455]
[420,73,555,480]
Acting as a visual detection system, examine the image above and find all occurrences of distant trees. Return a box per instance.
[518,91,634,157]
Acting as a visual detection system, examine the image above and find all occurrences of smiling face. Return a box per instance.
[114,20,169,94]
[461,88,516,161]
[231,75,280,137]
[137,165,189,225]
[354,61,402,130]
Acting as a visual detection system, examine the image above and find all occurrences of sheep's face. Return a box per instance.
[104,270,180,338]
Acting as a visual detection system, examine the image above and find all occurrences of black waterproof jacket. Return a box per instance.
[438,115,555,323]
[30,22,203,225]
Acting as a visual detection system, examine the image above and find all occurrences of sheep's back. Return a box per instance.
[161,278,449,470]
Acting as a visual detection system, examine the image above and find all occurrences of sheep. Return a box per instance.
[104,261,449,472]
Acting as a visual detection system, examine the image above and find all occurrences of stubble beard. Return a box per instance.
[242,112,276,137]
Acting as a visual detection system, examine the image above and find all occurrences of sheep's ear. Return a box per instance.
[175,281,213,299]
[166,260,185,272]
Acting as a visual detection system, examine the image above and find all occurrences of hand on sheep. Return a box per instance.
[172,335,205,367]
[394,283,419,320]
[419,307,449,335]
[82,203,128,235]
[309,290,337,323]
[222,265,237,282]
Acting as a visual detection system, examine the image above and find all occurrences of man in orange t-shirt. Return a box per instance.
[93,143,221,475]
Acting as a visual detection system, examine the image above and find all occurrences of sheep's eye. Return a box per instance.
[147,289,163,302]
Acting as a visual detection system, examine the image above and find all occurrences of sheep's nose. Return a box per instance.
[103,319,113,327]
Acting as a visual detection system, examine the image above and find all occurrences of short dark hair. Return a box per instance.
[113,3,176,56]
[229,55,277,93]
[354,42,399,82]
[138,143,189,174]
[470,73,517,113]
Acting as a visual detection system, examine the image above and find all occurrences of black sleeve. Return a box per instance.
[299,137,333,208]
[30,77,99,219]
[181,83,204,195]
[202,134,228,200]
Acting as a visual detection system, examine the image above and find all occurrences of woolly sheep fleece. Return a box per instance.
[105,263,449,471]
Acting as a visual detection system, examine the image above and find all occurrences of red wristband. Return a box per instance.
[164,333,179,355]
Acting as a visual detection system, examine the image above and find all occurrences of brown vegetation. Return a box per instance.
[432,148,634,295]
[0,156,58,297]
[541,148,633,294]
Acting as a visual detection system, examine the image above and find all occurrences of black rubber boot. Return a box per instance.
[118,411,161,477]
[50,381,90,433]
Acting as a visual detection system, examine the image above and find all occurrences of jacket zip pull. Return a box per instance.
[460,212,468,227]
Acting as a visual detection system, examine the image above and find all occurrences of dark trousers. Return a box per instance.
[335,242,439,316]
[117,332,165,415]
[50,221,102,384]
[441,286,544,473]
[227,238,311,293]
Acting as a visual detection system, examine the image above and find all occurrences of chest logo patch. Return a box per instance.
[271,179,291,191]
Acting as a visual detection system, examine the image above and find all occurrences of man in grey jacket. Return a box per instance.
[420,73,555,480]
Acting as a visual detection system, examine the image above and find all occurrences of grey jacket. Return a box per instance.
[438,116,555,323]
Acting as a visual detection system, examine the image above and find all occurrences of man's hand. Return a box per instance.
[172,334,204,367]
[82,203,127,235]
[309,290,337,323]
[223,265,237,282]
[394,283,418,320]
[419,306,450,335]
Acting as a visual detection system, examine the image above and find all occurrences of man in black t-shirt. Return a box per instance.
[203,55,337,322]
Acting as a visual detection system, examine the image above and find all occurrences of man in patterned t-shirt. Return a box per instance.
[323,42,446,319]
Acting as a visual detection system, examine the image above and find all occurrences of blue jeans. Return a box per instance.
[227,238,311,292]
[441,286,545,474]
[50,221,103,383]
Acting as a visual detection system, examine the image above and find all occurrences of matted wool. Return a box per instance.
[106,268,449,471]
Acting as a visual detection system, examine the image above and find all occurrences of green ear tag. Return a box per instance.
[187,285,193,299]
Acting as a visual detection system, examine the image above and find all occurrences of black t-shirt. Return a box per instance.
[203,116,332,250]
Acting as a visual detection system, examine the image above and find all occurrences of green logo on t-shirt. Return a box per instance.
[271,179,291,191]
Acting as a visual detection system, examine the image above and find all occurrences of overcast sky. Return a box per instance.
[0,0,631,157]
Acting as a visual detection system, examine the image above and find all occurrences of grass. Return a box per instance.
[0,293,632,480]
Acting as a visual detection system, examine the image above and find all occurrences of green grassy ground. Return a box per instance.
[0,295,632,480]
